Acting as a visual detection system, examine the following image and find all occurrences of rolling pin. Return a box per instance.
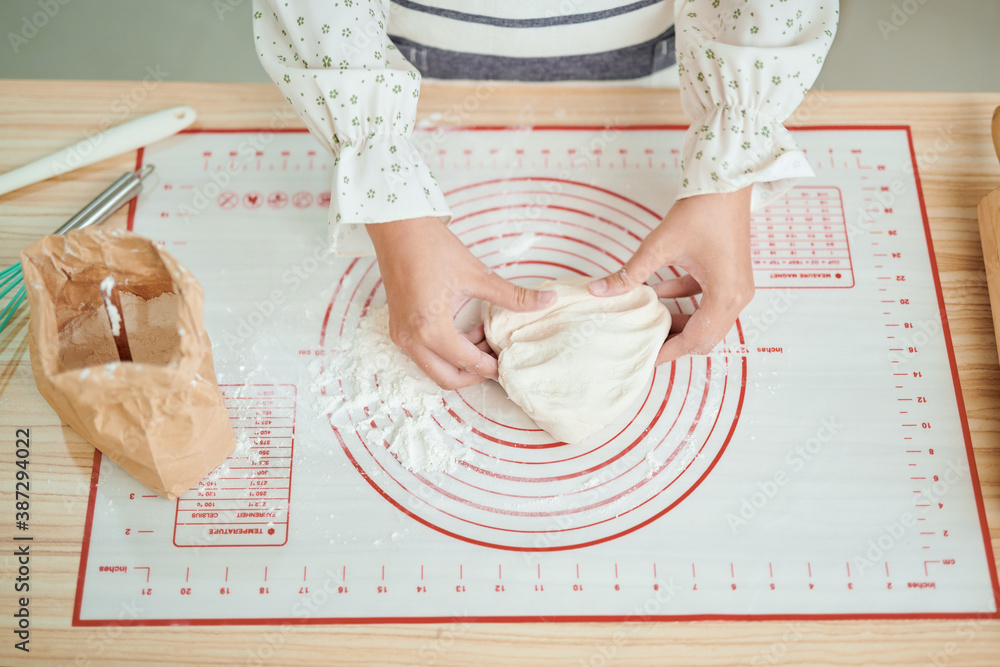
[977,107,1000,353]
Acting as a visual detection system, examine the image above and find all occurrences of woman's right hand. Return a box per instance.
[366,216,556,390]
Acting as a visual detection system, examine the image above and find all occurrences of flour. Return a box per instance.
[644,450,665,477]
[58,309,118,371]
[119,292,181,365]
[99,275,121,336]
[500,233,536,258]
[640,363,728,479]
[309,305,472,473]
[233,432,255,458]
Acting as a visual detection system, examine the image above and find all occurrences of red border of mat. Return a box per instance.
[72,125,1000,626]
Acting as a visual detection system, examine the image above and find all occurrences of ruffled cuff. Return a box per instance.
[678,103,815,210]
[329,134,451,255]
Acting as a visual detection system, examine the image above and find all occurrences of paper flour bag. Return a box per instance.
[20,228,236,499]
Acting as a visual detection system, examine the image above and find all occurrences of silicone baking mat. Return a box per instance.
[72,125,999,624]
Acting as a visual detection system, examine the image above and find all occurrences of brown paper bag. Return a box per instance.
[20,228,236,499]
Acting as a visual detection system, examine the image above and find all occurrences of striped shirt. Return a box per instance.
[386,0,679,86]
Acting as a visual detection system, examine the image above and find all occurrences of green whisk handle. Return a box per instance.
[0,164,155,336]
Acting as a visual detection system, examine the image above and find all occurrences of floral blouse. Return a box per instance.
[253,0,839,250]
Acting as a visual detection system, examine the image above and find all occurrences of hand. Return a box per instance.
[587,187,754,365]
[367,216,556,390]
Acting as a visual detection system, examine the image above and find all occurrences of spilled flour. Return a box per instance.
[309,305,472,472]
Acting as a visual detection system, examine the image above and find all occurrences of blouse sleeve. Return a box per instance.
[673,0,839,209]
[253,0,450,254]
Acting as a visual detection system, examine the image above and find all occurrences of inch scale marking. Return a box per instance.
[82,557,930,610]
[869,180,962,584]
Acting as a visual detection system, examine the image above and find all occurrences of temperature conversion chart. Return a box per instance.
[72,126,999,625]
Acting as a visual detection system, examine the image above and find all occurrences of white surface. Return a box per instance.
[99,275,121,337]
[74,126,996,623]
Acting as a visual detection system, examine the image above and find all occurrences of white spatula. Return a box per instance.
[0,105,196,196]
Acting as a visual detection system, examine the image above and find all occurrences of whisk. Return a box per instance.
[0,164,155,335]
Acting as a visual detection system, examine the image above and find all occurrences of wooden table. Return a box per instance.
[2,80,999,665]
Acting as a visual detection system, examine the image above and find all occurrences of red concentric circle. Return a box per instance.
[319,179,747,551]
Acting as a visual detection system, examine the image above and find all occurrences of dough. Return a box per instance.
[482,277,671,443]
